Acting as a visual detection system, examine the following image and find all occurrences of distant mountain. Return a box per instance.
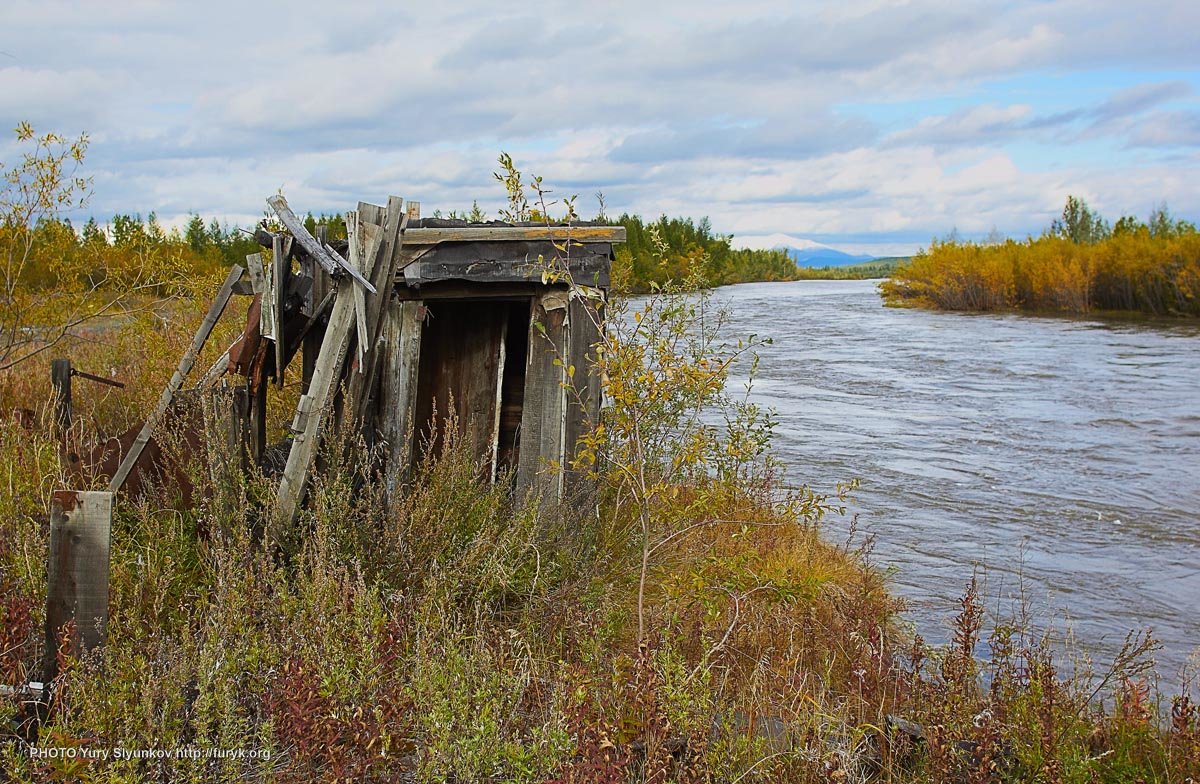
[733,233,876,268]
[783,246,876,268]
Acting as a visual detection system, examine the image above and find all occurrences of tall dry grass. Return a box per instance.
[0,286,1196,782]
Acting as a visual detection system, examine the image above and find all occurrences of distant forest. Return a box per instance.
[16,209,801,295]
[611,214,800,292]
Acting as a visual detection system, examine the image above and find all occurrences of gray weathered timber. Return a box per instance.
[345,212,370,369]
[490,318,508,483]
[51,358,71,435]
[266,194,376,294]
[515,290,570,503]
[400,241,611,288]
[350,197,409,424]
[563,293,604,503]
[399,225,624,245]
[275,276,357,523]
[302,225,331,393]
[109,265,243,494]
[246,251,267,296]
[249,376,267,466]
[380,299,423,498]
[44,490,112,682]
[204,383,249,482]
[271,236,287,382]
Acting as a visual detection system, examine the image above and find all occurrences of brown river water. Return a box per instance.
[713,279,1199,679]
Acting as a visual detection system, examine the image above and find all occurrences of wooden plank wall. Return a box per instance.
[412,300,508,472]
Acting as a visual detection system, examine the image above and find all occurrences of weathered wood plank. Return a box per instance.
[400,241,611,287]
[109,265,243,494]
[44,490,112,683]
[266,194,376,294]
[380,299,423,498]
[246,251,267,296]
[398,225,625,245]
[51,358,71,435]
[564,293,604,506]
[490,318,507,483]
[346,212,369,369]
[205,382,249,481]
[515,290,570,503]
[249,375,267,466]
[271,236,287,383]
[302,225,330,393]
[275,276,357,523]
[351,196,408,428]
[250,252,276,366]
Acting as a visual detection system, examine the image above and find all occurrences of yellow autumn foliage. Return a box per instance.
[881,229,1200,316]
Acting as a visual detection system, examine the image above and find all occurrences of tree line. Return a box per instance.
[881,197,1200,316]
[10,208,798,298]
[611,213,800,292]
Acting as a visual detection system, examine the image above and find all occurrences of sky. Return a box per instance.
[2,0,1198,256]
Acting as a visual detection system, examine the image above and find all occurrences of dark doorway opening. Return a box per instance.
[413,298,531,481]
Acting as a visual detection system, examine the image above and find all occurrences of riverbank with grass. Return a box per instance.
[2,278,1197,782]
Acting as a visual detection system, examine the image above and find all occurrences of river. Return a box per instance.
[714,278,1199,678]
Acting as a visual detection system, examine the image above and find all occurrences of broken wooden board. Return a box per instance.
[44,490,112,682]
[271,235,288,384]
[349,195,409,426]
[273,217,377,524]
[266,194,377,294]
[109,265,243,494]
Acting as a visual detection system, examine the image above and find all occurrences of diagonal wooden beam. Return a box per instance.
[266,194,377,294]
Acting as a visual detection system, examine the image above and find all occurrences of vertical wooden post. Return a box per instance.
[205,382,250,481]
[248,378,267,467]
[271,235,288,385]
[302,226,330,396]
[43,490,112,683]
[564,293,604,507]
[515,290,570,504]
[380,299,424,499]
[51,358,72,435]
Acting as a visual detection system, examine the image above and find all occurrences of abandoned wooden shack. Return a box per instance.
[249,196,625,519]
[100,194,625,520]
[24,195,625,697]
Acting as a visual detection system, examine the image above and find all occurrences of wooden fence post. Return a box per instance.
[51,358,71,436]
[43,490,113,684]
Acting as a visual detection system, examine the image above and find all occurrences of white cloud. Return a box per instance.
[0,0,1196,253]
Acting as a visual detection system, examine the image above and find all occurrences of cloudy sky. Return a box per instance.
[2,0,1198,256]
